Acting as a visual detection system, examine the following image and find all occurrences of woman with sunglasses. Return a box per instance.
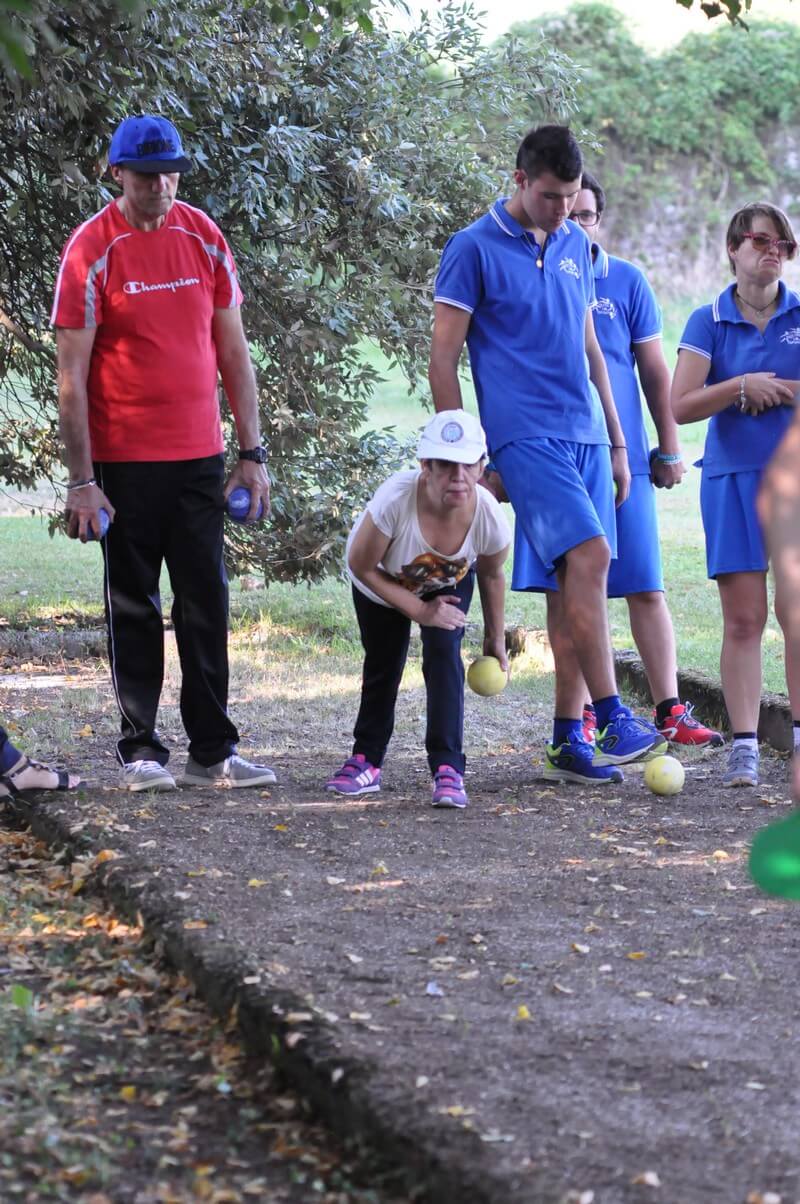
[672,202,800,787]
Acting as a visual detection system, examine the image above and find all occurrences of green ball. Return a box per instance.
[750,810,800,899]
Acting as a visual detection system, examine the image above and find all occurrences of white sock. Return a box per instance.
[793,725,800,752]
[733,736,758,751]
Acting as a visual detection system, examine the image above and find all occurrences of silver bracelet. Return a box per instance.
[739,375,748,411]
[66,478,97,491]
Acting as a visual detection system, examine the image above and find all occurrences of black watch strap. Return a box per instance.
[239,445,268,464]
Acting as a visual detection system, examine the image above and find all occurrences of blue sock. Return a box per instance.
[593,695,626,731]
[0,738,22,773]
[552,717,583,746]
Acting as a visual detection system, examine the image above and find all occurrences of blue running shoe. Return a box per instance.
[544,733,624,784]
[594,709,667,766]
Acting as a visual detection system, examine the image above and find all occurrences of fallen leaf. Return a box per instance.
[345,952,363,964]
[273,824,288,832]
[572,943,590,955]
[247,879,268,888]
[501,973,519,986]
[119,1085,137,1102]
[552,982,574,995]
[370,861,389,877]
[480,1129,515,1143]
[183,920,209,930]
[94,849,118,864]
[77,724,94,737]
[627,951,647,960]
[516,1004,531,1021]
[711,849,730,861]
[325,876,345,885]
[631,1170,661,1187]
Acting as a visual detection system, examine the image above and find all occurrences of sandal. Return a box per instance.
[0,754,80,799]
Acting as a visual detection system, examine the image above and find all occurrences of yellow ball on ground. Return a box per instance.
[467,655,507,697]
[644,754,685,796]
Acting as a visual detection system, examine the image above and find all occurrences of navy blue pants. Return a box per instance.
[0,725,20,773]
[351,571,474,776]
[96,455,239,768]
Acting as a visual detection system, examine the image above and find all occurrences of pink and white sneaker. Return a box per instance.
[325,754,381,796]
[431,765,468,809]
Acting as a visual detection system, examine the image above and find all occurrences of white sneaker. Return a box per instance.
[120,760,177,792]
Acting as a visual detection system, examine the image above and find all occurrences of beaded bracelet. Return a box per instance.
[739,375,748,412]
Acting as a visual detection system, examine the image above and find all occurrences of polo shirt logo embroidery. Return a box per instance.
[558,257,580,279]
[779,327,800,345]
[595,296,617,319]
[123,276,200,296]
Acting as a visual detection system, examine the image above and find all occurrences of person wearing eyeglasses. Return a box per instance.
[671,202,800,787]
[508,170,723,751]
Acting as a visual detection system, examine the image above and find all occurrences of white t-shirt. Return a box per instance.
[347,469,511,608]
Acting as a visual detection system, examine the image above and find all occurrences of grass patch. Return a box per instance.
[0,330,789,696]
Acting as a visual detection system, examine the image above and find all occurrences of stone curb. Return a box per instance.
[613,649,793,753]
[11,796,529,1204]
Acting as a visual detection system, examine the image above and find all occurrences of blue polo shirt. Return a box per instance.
[591,245,661,476]
[434,199,606,454]
[678,282,800,477]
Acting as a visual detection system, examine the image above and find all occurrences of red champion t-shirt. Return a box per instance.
[51,199,243,462]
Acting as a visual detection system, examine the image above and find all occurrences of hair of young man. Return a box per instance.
[726,202,797,273]
[581,170,606,219]
[516,125,583,183]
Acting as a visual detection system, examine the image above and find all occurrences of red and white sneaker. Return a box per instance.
[582,705,597,745]
[655,702,723,748]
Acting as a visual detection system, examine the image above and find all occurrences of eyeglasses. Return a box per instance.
[571,210,599,228]
[740,231,797,257]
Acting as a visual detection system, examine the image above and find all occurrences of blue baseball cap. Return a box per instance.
[108,114,192,174]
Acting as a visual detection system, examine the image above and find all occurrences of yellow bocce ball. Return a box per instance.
[467,656,507,697]
[644,754,685,796]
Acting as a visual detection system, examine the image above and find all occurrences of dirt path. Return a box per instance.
[3,666,799,1204]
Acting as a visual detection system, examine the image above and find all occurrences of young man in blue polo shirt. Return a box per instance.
[511,170,723,751]
[429,125,666,784]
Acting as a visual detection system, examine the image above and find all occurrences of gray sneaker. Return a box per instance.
[723,743,759,788]
[120,759,177,792]
[181,754,277,788]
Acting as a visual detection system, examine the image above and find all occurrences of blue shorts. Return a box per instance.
[497,438,616,592]
[607,473,664,597]
[700,469,767,579]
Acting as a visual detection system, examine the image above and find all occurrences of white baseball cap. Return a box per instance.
[416,409,488,464]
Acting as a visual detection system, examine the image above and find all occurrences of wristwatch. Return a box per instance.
[239,445,268,464]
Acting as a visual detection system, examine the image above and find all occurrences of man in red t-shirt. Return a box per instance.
[53,113,275,793]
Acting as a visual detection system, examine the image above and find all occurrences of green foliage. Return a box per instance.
[504,3,800,293]
[675,0,759,26]
[0,0,578,582]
